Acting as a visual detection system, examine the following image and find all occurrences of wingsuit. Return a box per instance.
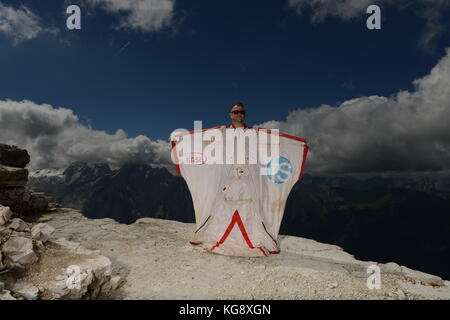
[171,126,308,257]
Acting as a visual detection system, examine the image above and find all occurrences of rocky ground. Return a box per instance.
[0,206,121,300]
[12,207,448,300]
[0,144,119,300]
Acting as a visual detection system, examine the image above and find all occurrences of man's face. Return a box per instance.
[230,105,246,123]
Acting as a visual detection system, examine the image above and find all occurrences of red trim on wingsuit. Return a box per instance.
[298,144,309,181]
[170,141,181,175]
[210,210,268,257]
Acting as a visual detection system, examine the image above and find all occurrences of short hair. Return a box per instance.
[230,102,245,111]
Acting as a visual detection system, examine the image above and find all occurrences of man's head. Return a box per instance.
[230,102,246,126]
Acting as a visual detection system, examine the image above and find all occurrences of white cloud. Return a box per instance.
[258,47,450,174]
[0,99,171,170]
[288,0,450,50]
[85,0,176,32]
[0,2,57,45]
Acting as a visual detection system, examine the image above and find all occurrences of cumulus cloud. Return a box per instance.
[85,0,176,32]
[0,2,57,45]
[259,47,450,174]
[288,0,450,50]
[0,100,171,170]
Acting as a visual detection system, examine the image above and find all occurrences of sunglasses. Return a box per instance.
[231,110,246,115]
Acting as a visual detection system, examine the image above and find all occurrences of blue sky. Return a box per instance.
[1,0,449,140]
[1,0,450,173]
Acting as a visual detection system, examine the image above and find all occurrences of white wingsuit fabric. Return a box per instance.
[172,126,308,257]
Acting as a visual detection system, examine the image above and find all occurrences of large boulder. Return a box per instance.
[0,144,30,168]
[11,280,39,300]
[0,187,28,206]
[2,236,38,267]
[8,218,31,232]
[0,165,28,187]
[29,192,51,213]
[0,145,50,216]
[31,223,55,243]
[0,187,50,216]
[28,237,119,300]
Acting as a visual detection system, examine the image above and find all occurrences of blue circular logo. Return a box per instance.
[266,157,293,184]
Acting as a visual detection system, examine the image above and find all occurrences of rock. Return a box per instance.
[48,267,93,300]
[22,237,116,300]
[31,223,55,243]
[2,236,38,267]
[0,164,28,187]
[46,252,113,300]
[100,275,122,296]
[11,280,39,300]
[11,231,30,238]
[0,251,4,270]
[0,187,50,216]
[0,205,13,226]
[0,289,17,300]
[0,144,30,168]
[29,192,51,212]
[399,266,445,287]
[35,240,46,251]
[396,289,407,300]
[8,218,30,232]
[0,187,29,207]
[381,262,403,275]
[0,226,12,237]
